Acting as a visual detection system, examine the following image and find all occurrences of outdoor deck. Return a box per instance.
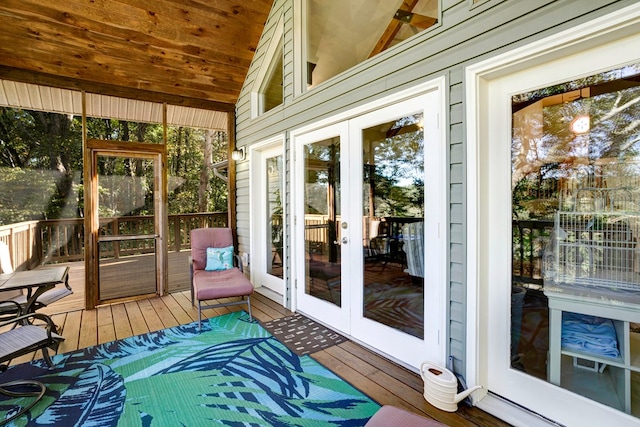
[7,261,509,427]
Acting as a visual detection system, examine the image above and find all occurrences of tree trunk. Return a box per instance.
[199,130,213,212]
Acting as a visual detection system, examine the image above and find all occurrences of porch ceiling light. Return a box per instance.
[231,146,246,161]
[570,115,590,134]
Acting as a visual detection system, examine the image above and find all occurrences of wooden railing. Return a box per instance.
[0,220,41,271]
[512,218,554,287]
[0,212,228,268]
[3,216,553,283]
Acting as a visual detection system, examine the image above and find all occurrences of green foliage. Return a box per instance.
[0,108,228,226]
[511,67,640,221]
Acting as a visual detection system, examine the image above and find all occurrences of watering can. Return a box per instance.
[420,362,483,412]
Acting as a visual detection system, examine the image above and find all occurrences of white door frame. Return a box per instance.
[466,5,640,425]
[249,135,286,305]
[292,121,351,333]
[291,78,447,369]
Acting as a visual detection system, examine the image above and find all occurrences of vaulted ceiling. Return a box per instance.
[0,0,273,112]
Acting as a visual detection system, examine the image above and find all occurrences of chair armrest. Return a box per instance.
[0,300,22,314]
[0,300,22,322]
[0,312,58,340]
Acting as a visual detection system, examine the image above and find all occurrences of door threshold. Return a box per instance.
[476,392,562,427]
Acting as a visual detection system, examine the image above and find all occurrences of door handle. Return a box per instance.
[334,237,349,245]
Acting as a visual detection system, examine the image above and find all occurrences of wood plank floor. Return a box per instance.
[7,288,510,427]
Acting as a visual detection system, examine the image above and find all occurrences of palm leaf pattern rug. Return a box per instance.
[1,311,380,426]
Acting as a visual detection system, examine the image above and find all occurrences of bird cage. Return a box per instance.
[545,168,640,293]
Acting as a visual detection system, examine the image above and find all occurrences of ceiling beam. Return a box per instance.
[0,66,235,112]
[369,0,419,59]
[394,10,437,30]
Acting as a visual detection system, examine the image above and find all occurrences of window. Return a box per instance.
[511,63,640,417]
[304,0,439,89]
[252,16,284,117]
[260,41,283,113]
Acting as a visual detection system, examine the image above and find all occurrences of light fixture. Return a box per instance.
[231,146,246,161]
[570,115,590,134]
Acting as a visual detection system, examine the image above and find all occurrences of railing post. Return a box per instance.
[174,216,181,252]
[113,217,120,259]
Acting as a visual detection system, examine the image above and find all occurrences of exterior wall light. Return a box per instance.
[231,146,246,161]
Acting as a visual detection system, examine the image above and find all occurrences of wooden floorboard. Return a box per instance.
[5,289,509,427]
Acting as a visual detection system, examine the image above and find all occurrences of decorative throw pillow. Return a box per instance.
[205,246,234,271]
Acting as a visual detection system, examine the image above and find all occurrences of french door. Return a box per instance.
[293,89,444,368]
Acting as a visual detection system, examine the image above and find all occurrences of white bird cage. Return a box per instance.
[545,167,640,292]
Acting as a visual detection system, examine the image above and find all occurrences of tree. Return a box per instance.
[0,108,82,224]
[0,107,229,225]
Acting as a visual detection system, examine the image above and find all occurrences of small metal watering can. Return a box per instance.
[420,362,483,412]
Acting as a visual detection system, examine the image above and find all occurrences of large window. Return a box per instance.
[304,0,439,89]
[511,63,640,418]
[0,108,84,268]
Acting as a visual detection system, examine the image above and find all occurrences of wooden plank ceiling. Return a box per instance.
[0,0,273,111]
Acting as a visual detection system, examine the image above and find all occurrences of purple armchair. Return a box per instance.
[189,228,254,329]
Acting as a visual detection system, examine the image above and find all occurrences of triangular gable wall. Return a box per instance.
[237,0,288,124]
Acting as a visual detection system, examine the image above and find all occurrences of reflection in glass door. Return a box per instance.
[361,113,425,338]
[251,142,285,297]
[304,136,342,307]
[509,63,640,420]
[96,154,159,301]
[294,122,350,333]
[266,154,284,280]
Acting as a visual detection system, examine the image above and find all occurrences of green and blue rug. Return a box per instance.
[1,312,380,426]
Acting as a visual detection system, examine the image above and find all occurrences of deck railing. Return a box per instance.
[3,216,552,282]
[512,218,554,287]
[0,220,41,271]
[0,212,228,268]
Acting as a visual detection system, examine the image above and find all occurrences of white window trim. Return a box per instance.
[250,13,284,119]
[466,4,640,426]
[292,1,444,98]
[293,0,306,98]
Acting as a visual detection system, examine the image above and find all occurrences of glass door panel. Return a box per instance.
[97,154,158,300]
[266,154,284,280]
[294,122,349,333]
[509,62,640,419]
[304,137,342,306]
[251,143,285,297]
[361,113,425,338]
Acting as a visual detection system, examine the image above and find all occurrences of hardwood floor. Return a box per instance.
[6,287,510,427]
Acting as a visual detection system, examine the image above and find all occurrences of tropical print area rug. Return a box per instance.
[1,312,380,426]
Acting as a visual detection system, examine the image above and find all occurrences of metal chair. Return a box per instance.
[189,228,254,329]
[0,242,73,316]
[0,311,64,425]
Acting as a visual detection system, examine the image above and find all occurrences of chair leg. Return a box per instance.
[246,296,253,321]
[41,347,55,368]
[198,301,202,331]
